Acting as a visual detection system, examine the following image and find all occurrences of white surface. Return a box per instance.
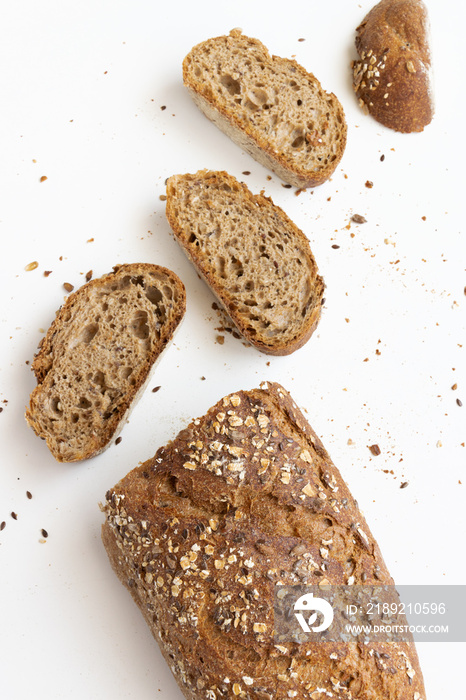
[0,1,464,697]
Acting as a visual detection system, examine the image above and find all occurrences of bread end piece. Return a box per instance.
[352,0,434,133]
[26,263,186,462]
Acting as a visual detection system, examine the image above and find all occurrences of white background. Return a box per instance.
[0,1,464,697]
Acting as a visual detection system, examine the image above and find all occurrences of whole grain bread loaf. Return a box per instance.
[26,263,186,462]
[352,0,434,133]
[165,170,324,355]
[101,381,425,700]
[183,29,347,188]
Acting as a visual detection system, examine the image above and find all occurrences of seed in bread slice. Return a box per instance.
[165,170,325,355]
[25,263,186,462]
[183,29,347,188]
[352,0,434,132]
[101,381,426,700]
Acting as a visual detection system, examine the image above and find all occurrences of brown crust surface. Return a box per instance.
[352,0,434,132]
[26,263,186,462]
[183,30,347,188]
[101,381,425,700]
[165,170,325,356]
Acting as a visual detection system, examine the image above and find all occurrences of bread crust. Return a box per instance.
[352,0,434,132]
[101,381,426,700]
[183,30,347,188]
[165,170,325,356]
[26,263,186,462]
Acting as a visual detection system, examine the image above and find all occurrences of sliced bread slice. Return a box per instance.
[165,170,325,355]
[183,29,347,188]
[26,263,186,462]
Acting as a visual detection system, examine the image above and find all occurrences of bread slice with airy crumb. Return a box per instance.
[26,263,186,462]
[183,29,347,188]
[165,170,324,355]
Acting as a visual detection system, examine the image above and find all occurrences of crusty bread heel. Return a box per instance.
[352,0,434,132]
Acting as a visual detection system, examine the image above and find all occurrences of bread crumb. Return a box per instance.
[39,175,48,183]
[25,261,39,271]
[368,444,381,456]
[63,282,74,293]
